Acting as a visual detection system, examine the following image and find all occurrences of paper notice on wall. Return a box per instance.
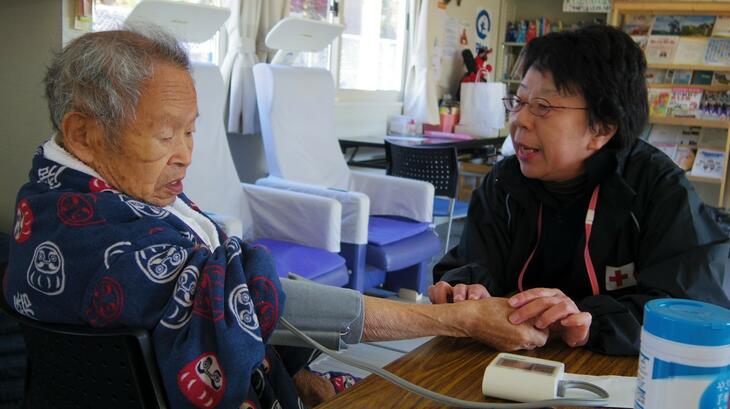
[562,0,611,13]
[443,16,461,59]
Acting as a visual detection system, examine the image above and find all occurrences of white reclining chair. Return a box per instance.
[185,63,349,286]
[253,64,441,294]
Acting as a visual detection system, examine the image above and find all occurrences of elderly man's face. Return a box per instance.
[87,62,197,206]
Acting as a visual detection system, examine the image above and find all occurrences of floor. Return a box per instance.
[308,217,466,379]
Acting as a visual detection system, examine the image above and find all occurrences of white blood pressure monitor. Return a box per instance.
[482,353,565,402]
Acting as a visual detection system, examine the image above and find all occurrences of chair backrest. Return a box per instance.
[0,270,168,409]
[385,141,459,198]
[253,63,351,190]
[185,62,254,239]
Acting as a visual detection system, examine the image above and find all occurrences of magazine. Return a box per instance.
[690,70,714,85]
[698,127,727,150]
[690,148,725,179]
[648,88,672,117]
[668,88,704,118]
[673,37,709,65]
[652,15,715,36]
[623,14,654,36]
[645,68,667,84]
[712,72,730,86]
[645,35,679,64]
[671,69,693,84]
[674,145,697,171]
[705,38,730,66]
[712,15,730,38]
[699,91,730,120]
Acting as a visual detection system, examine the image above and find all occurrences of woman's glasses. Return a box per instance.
[502,96,588,117]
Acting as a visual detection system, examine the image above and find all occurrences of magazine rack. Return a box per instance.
[612,2,730,207]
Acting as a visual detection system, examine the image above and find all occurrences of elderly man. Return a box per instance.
[4,29,547,409]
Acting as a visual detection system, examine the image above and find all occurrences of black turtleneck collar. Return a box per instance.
[526,147,619,208]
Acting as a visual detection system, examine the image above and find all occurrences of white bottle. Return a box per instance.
[635,299,730,409]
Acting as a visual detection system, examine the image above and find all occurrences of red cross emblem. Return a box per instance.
[609,270,628,287]
[605,263,636,291]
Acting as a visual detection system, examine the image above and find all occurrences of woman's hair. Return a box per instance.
[44,26,190,148]
[521,24,647,149]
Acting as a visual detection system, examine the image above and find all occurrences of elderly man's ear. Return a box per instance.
[60,111,108,163]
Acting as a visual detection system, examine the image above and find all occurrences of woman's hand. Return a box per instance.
[463,297,549,351]
[507,288,592,347]
[428,281,490,304]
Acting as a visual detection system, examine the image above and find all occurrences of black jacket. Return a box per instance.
[435,139,730,355]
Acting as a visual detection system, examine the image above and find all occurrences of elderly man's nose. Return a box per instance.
[172,137,193,166]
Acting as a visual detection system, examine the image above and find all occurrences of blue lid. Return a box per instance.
[644,299,730,347]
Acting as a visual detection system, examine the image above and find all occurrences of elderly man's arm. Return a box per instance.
[363,296,548,351]
[274,279,547,352]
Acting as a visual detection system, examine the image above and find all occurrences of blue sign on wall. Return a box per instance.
[476,9,491,40]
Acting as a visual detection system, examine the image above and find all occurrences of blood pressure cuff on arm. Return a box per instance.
[270,278,364,350]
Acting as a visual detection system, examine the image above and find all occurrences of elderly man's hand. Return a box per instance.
[507,288,592,347]
[428,281,490,304]
[462,297,549,351]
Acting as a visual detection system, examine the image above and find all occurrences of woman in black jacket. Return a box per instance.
[430,24,730,355]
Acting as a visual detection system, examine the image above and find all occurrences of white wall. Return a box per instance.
[0,0,64,233]
[432,0,502,100]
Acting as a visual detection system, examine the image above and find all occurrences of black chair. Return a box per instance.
[0,269,169,409]
[385,141,469,253]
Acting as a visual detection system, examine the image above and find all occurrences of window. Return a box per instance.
[289,0,409,94]
[339,0,407,91]
[92,0,223,64]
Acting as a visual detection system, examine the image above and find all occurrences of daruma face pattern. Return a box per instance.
[26,241,65,295]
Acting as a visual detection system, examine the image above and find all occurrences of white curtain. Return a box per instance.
[221,0,289,134]
[403,0,440,125]
[257,0,290,63]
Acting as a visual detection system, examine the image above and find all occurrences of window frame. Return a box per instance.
[327,0,411,104]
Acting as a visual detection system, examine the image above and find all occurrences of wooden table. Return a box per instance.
[317,337,638,409]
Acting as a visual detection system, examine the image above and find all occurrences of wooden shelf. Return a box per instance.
[649,116,730,129]
[647,64,730,73]
[687,174,723,185]
[612,1,730,15]
[648,83,730,91]
[613,1,730,207]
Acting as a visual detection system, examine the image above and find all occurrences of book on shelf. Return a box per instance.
[673,37,709,65]
[672,69,693,84]
[668,87,704,118]
[713,15,730,38]
[645,68,666,83]
[648,88,672,117]
[509,48,527,80]
[623,14,654,36]
[705,38,730,66]
[675,144,698,171]
[647,124,701,170]
[712,72,730,86]
[699,127,727,150]
[699,90,730,120]
[652,15,716,36]
[691,70,714,85]
[645,35,679,64]
[690,148,725,179]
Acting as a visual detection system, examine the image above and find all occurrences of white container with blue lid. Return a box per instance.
[635,299,730,409]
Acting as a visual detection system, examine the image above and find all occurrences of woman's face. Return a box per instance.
[85,62,198,207]
[509,67,614,182]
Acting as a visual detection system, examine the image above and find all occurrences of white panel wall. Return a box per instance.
[0,0,63,233]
